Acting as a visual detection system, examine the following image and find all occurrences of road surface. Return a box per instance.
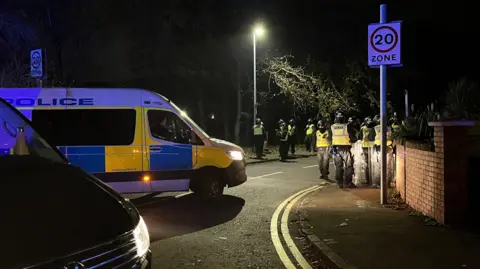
[133,156,331,269]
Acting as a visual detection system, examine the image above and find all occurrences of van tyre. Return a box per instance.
[202,177,225,198]
[190,170,225,199]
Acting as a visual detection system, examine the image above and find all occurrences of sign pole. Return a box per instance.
[30,48,44,87]
[367,5,401,205]
[404,89,409,119]
[253,32,257,125]
[380,4,388,205]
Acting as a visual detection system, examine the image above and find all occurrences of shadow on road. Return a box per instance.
[137,194,245,241]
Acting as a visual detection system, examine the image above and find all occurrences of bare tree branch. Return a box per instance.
[262,55,360,117]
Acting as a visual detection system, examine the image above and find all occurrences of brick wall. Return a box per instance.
[395,123,474,226]
[395,127,445,224]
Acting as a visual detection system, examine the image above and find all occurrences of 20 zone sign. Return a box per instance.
[368,22,402,66]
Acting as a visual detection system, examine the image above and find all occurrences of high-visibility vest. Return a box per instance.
[288,125,296,136]
[306,124,315,135]
[392,124,401,131]
[253,124,263,135]
[316,130,331,147]
[361,126,374,148]
[331,123,350,146]
[374,125,392,146]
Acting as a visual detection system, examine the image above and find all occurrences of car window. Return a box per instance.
[0,98,65,163]
[147,110,202,145]
[32,109,136,146]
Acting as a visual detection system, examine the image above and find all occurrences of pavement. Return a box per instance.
[297,186,480,269]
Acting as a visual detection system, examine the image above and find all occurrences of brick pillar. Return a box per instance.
[430,121,474,226]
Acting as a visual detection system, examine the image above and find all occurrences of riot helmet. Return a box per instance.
[334,112,345,124]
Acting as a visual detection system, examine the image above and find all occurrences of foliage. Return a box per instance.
[444,77,480,120]
[0,57,36,87]
[392,77,480,143]
[391,103,439,142]
[0,12,37,87]
[262,56,376,117]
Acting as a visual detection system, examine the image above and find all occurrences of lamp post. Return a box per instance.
[252,25,264,124]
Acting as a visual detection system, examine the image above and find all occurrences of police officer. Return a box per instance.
[288,119,297,155]
[372,117,393,188]
[316,120,331,179]
[360,117,368,128]
[276,119,289,161]
[391,113,402,132]
[305,118,315,153]
[261,121,268,155]
[358,117,375,185]
[252,118,266,159]
[331,112,356,188]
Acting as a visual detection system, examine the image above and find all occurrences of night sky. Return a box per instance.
[0,0,478,136]
[263,0,479,106]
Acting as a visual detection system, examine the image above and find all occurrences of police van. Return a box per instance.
[0,88,247,197]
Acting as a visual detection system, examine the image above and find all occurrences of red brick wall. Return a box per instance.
[395,124,476,226]
[396,127,445,224]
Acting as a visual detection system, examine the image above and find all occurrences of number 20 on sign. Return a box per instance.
[368,21,402,66]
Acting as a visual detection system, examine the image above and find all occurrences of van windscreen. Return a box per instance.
[31,109,136,146]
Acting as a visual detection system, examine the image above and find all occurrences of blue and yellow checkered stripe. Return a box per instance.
[65,146,106,173]
[0,148,12,155]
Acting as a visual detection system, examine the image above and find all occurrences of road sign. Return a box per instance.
[368,21,402,66]
[30,49,43,78]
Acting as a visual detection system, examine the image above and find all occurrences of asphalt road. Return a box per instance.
[132,156,329,269]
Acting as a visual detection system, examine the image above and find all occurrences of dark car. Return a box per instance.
[0,97,151,269]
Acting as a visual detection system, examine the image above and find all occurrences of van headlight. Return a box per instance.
[133,217,150,257]
[227,151,243,161]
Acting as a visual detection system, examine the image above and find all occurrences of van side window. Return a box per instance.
[31,109,136,146]
[147,110,202,145]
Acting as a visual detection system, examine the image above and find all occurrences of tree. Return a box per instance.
[263,55,373,118]
[444,77,480,120]
[0,11,37,87]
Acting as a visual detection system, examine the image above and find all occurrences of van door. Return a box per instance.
[145,108,193,192]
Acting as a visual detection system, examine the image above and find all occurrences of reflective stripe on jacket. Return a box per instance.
[316,130,331,147]
[331,123,350,146]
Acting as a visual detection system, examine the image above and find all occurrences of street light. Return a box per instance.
[252,24,265,124]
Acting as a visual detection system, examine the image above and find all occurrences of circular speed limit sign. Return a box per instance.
[367,22,402,66]
[370,25,398,53]
[31,51,42,69]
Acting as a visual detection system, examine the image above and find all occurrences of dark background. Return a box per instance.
[0,0,478,143]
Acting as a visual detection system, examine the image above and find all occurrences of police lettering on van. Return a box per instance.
[4,98,94,107]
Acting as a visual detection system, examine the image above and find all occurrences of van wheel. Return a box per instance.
[203,177,224,198]
[190,171,225,199]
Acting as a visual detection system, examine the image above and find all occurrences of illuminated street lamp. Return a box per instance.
[252,24,265,124]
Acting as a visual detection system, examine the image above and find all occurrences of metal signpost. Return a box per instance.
[368,4,402,204]
[30,49,44,87]
[405,89,409,119]
[30,49,43,78]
